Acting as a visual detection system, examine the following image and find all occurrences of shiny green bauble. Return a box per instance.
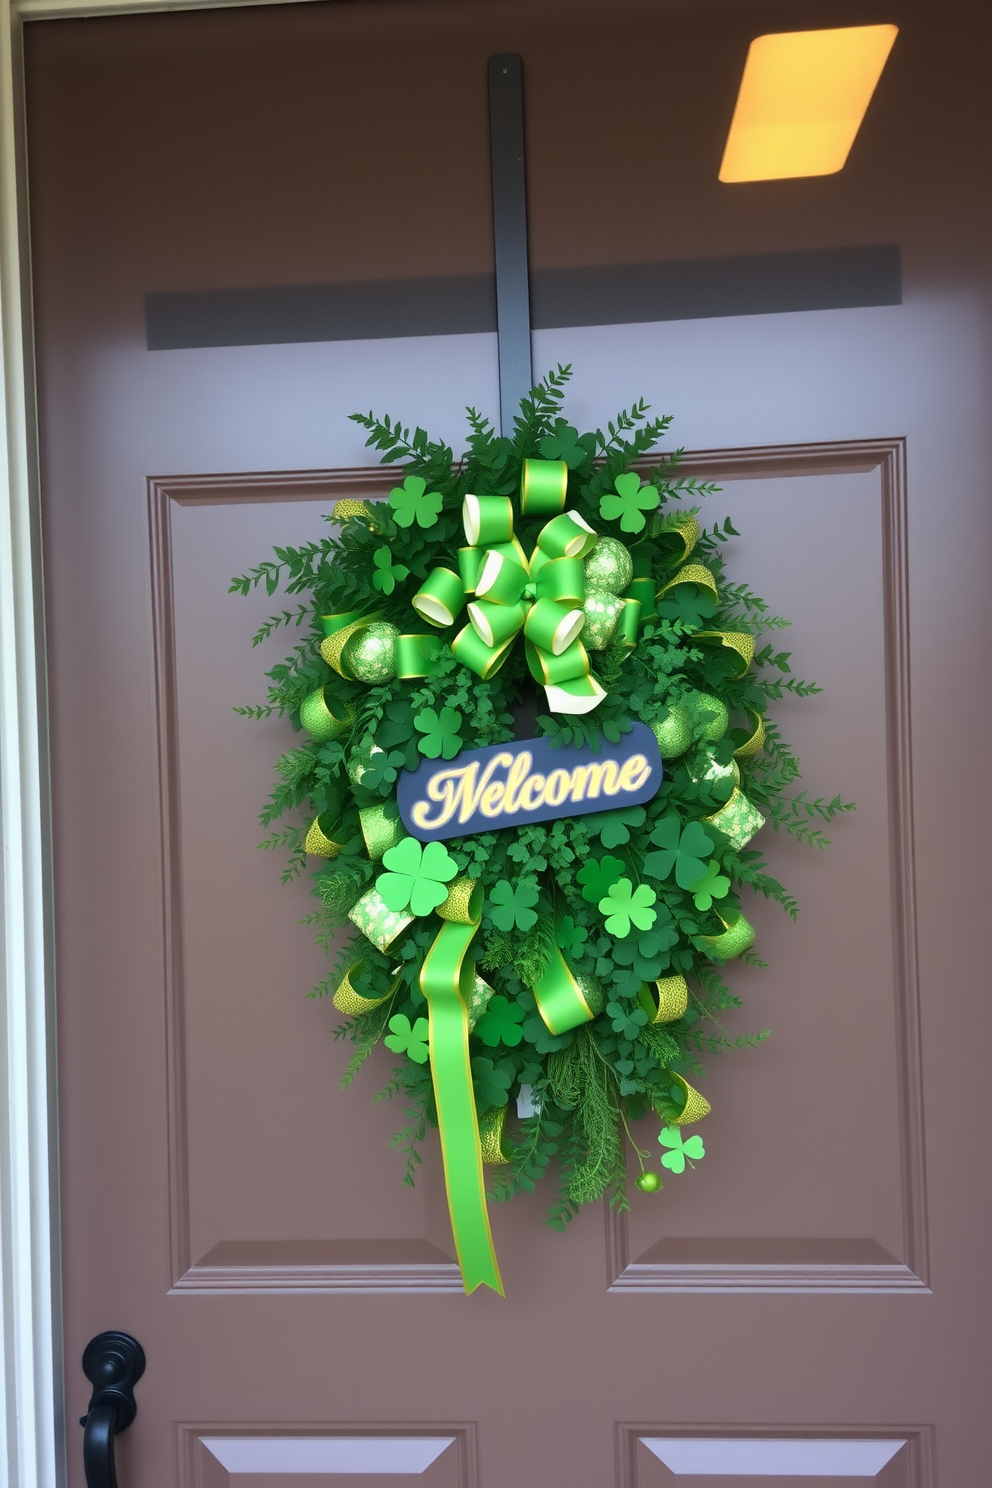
[583,536,633,595]
[345,622,399,683]
[650,704,693,759]
[575,971,606,1017]
[636,1171,662,1193]
[687,744,740,790]
[687,690,729,742]
[581,585,623,651]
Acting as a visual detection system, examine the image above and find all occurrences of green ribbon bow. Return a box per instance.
[412,463,608,715]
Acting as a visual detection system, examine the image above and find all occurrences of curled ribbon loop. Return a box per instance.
[415,482,606,715]
[420,883,504,1295]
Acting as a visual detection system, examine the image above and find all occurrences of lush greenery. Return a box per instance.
[232,366,850,1226]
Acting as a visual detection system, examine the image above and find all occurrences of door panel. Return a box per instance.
[25,0,992,1483]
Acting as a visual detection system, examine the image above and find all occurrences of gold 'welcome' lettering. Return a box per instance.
[410,751,516,830]
[569,758,622,802]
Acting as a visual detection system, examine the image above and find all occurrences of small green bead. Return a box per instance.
[636,1171,662,1193]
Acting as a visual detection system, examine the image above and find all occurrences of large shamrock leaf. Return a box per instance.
[586,805,647,849]
[471,1056,515,1109]
[489,879,539,932]
[644,815,715,888]
[688,860,731,911]
[599,878,658,937]
[538,419,593,470]
[414,706,463,760]
[659,1126,706,1174]
[371,545,410,595]
[474,995,525,1048]
[576,854,625,904]
[599,472,661,534]
[556,915,589,957]
[657,586,716,630]
[606,999,648,1040]
[377,838,458,916]
[384,1014,430,1064]
[388,474,443,529]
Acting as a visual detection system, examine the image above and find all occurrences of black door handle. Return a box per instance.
[80,1332,145,1488]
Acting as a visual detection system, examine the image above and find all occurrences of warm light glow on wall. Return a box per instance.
[719,25,898,183]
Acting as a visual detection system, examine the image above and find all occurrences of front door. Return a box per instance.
[27,1,992,1483]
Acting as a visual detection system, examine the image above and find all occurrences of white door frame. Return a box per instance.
[0,3,316,1483]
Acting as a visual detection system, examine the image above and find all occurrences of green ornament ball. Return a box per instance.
[575,972,606,1017]
[650,704,693,759]
[583,536,633,595]
[345,622,398,683]
[690,691,729,742]
[636,1171,662,1193]
[581,585,623,651]
[347,736,385,786]
[687,744,740,789]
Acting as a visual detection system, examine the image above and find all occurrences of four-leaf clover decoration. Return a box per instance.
[474,994,526,1048]
[388,474,444,529]
[489,879,540,932]
[576,854,625,904]
[371,545,410,595]
[377,838,458,916]
[688,860,731,911]
[598,878,658,937]
[599,472,661,534]
[644,816,715,889]
[538,419,593,470]
[658,1126,705,1173]
[384,1013,430,1064]
[414,706,463,760]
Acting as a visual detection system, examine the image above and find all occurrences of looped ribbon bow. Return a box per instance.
[412,461,608,715]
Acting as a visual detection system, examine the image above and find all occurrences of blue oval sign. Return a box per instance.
[397,721,663,841]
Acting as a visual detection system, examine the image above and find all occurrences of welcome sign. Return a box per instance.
[398,720,663,841]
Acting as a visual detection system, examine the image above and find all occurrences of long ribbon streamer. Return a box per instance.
[420,885,504,1295]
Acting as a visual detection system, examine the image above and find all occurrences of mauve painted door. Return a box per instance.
[25,0,991,1484]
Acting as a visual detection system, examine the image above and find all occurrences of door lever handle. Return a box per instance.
[80,1332,145,1488]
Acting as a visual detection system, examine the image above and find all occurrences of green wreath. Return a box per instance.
[233,365,850,1293]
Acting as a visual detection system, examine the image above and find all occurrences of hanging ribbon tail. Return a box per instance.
[524,638,606,716]
[420,915,504,1297]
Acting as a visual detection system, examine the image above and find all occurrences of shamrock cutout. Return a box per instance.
[388,475,444,529]
[599,472,661,534]
[377,838,458,916]
[598,878,658,937]
[361,749,406,792]
[489,879,540,932]
[471,1056,515,1109]
[688,860,731,911]
[539,419,592,470]
[607,999,649,1040]
[414,706,463,761]
[644,815,715,889]
[474,994,526,1048]
[384,1014,430,1064]
[370,544,411,595]
[587,805,647,849]
[576,854,625,904]
[556,915,589,957]
[658,1126,706,1173]
[657,586,717,630]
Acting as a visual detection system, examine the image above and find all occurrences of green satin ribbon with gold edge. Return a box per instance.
[420,880,504,1295]
[532,946,598,1036]
[413,472,609,716]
